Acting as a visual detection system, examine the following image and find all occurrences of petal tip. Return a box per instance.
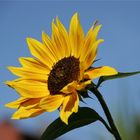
[42,31,47,41]
[100,39,104,43]
[71,12,79,21]
[11,115,19,120]
[26,37,32,43]
[5,103,10,108]
[4,81,12,86]
[60,116,69,125]
[7,66,15,72]
[73,12,78,17]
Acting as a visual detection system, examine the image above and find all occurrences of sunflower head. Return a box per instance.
[48,56,80,95]
[5,13,117,124]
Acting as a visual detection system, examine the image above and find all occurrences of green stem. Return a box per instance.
[89,83,122,140]
[99,117,113,134]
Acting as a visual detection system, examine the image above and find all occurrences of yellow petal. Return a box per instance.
[76,80,92,91]
[19,57,50,74]
[79,62,86,81]
[27,38,54,69]
[80,24,102,64]
[90,24,102,42]
[60,81,78,94]
[60,109,72,125]
[60,91,79,124]
[21,98,42,109]
[12,107,44,119]
[7,67,48,82]
[51,21,65,59]
[84,66,118,80]
[56,17,71,57]
[69,13,84,57]
[5,97,28,109]
[40,95,64,112]
[42,32,59,61]
[5,79,49,98]
[5,97,42,110]
[84,39,104,69]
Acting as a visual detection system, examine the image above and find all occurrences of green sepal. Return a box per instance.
[78,94,87,104]
[79,89,92,99]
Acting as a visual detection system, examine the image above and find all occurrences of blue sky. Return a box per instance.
[0,1,140,140]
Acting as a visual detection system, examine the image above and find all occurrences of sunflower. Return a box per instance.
[5,13,117,124]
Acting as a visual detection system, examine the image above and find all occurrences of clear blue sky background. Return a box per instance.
[0,1,140,140]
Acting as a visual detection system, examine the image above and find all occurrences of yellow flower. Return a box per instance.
[5,13,117,124]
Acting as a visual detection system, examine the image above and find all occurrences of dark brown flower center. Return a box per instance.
[48,56,80,95]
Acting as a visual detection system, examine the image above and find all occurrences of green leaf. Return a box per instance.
[40,107,100,140]
[97,71,140,88]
